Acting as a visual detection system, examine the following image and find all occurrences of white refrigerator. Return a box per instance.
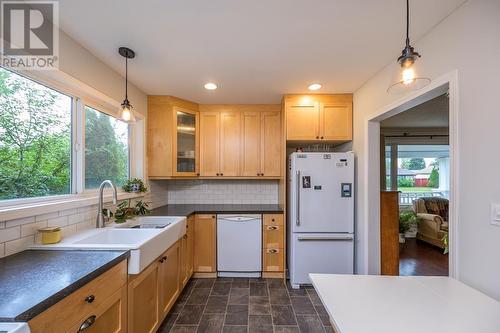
[288,152,354,288]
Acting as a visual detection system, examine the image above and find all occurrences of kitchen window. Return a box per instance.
[84,106,130,189]
[0,67,143,207]
[0,67,73,200]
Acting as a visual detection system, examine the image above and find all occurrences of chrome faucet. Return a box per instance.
[96,180,118,228]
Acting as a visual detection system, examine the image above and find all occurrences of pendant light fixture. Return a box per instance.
[119,47,136,123]
[387,0,431,94]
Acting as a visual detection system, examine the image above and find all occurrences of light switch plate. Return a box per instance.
[490,204,500,226]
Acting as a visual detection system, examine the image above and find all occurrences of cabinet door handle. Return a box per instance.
[267,226,278,230]
[84,295,95,303]
[196,173,200,176]
[159,256,167,263]
[220,173,223,176]
[267,249,279,254]
[316,136,319,139]
[183,234,188,239]
[78,315,96,332]
[216,173,219,176]
[320,136,324,139]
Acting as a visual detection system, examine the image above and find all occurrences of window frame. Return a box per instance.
[0,67,146,211]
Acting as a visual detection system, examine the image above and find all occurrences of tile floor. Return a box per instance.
[157,278,334,333]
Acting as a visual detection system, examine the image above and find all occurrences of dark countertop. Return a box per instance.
[150,204,284,216]
[0,250,129,322]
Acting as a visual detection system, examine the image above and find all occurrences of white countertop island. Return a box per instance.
[310,274,500,333]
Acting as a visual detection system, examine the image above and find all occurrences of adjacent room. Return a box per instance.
[0,1,499,333]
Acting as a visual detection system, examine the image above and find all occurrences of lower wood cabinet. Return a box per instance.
[159,240,181,316]
[194,214,217,273]
[262,214,285,274]
[69,286,127,333]
[128,261,160,333]
[28,260,128,333]
[182,215,195,284]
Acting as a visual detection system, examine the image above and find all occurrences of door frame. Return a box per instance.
[364,70,459,278]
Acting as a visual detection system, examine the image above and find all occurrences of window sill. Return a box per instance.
[0,192,148,222]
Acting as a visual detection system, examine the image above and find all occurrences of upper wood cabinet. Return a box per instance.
[200,109,241,177]
[220,111,241,176]
[199,105,281,178]
[284,94,352,142]
[148,96,200,178]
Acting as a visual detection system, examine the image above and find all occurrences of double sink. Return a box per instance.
[31,216,186,274]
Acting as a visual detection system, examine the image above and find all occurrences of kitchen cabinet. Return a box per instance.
[262,214,285,274]
[241,111,282,177]
[185,215,195,282]
[220,111,241,176]
[158,240,181,317]
[200,110,241,177]
[128,261,160,333]
[194,214,217,273]
[28,260,128,333]
[148,96,200,178]
[199,111,220,176]
[284,94,352,142]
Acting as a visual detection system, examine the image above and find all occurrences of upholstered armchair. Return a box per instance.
[412,197,449,249]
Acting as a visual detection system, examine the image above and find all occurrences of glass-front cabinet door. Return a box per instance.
[173,107,199,176]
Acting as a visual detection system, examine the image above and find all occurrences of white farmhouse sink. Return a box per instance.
[30,216,186,274]
[0,322,30,333]
[74,229,158,245]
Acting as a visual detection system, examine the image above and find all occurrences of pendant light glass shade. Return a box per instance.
[387,56,431,94]
[121,99,136,123]
[387,0,431,94]
[119,47,136,123]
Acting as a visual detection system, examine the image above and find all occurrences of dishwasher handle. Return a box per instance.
[218,215,261,222]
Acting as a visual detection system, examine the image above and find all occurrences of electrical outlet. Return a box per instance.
[490,204,500,226]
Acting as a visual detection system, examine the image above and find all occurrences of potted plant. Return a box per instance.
[122,178,148,193]
[399,210,417,243]
[442,232,449,254]
[113,200,151,224]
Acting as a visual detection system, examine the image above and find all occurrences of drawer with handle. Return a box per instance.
[28,260,127,333]
[69,285,127,333]
[263,224,284,249]
[263,214,283,226]
[263,248,284,272]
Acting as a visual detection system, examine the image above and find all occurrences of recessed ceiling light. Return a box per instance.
[204,82,218,90]
[308,83,322,91]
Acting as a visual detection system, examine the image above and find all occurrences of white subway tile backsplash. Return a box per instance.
[5,216,35,228]
[35,212,59,222]
[21,221,48,237]
[47,216,68,228]
[0,227,21,243]
[162,179,279,205]
[5,236,34,256]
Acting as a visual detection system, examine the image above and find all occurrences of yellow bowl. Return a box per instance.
[38,227,62,244]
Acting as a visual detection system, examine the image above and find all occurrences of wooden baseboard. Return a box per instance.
[262,272,284,278]
[193,272,217,278]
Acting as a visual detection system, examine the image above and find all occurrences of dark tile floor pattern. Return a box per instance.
[157,278,334,333]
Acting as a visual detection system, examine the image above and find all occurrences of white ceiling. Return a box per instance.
[58,0,465,103]
[381,93,449,128]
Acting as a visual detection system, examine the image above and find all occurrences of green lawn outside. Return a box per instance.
[398,187,436,192]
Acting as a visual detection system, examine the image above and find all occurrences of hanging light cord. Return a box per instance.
[125,57,128,101]
[405,0,410,47]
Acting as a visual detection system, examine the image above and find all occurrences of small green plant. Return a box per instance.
[442,232,449,254]
[122,178,148,193]
[134,200,151,216]
[398,177,415,187]
[114,200,136,223]
[399,210,417,234]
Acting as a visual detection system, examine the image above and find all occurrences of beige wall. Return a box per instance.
[59,31,147,115]
[353,0,500,300]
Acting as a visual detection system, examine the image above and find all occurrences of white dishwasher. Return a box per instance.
[217,214,262,277]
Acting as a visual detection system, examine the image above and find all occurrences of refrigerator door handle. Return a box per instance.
[297,235,354,241]
[296,170,301,226]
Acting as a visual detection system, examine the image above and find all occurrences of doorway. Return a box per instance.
[364,71,459,278]
[381,93,450,276]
